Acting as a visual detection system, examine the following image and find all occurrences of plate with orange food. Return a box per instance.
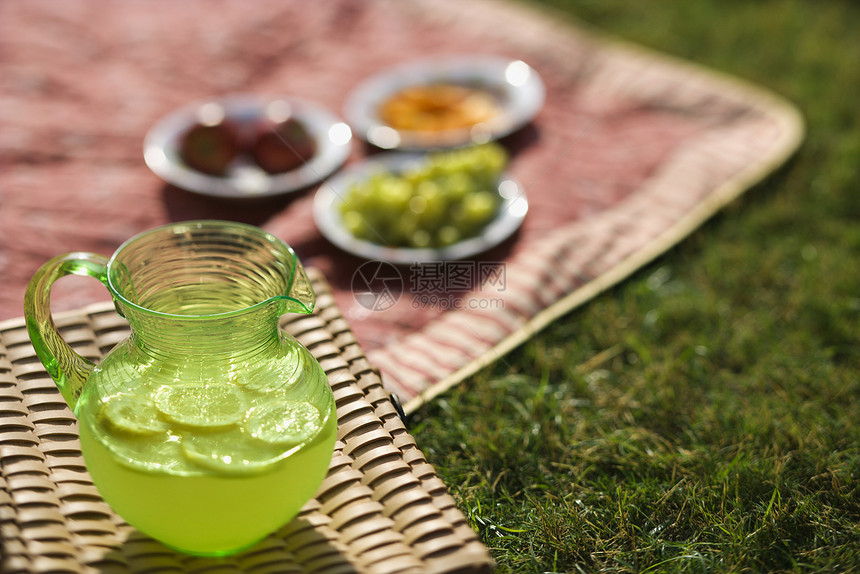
[144,95,353,198]
[344,55,545,150]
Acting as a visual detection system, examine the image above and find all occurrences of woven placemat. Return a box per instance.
[0,268,491,574]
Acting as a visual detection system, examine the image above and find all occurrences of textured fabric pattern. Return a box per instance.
[0,0,803,410]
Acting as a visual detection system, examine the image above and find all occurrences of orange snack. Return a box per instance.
[379,84,500,132]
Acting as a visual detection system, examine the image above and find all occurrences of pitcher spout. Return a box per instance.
[279,258,315,315]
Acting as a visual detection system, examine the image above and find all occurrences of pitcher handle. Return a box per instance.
[24,252,110,411]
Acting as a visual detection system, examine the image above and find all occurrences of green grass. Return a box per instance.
[408,1,860,572]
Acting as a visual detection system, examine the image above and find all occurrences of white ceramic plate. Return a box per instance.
[313,153,528,263]
[344,55,545,150]
[144,95,352,198]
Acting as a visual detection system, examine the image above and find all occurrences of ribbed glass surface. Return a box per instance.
[109,221,295,316]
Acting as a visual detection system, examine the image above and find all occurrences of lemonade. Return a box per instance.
[75,342,337,556]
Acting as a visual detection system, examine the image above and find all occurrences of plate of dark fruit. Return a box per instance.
[144,95,353,198]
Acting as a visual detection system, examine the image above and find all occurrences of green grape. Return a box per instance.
[470,145,507,189]
[415,181,448,228]
[455,190,499,234]
[439,172,472,202]
[409,229,432,248]
[378,177,411,212]
[409,195,428,214]
[342,211,368,239]
[340,181,372,214]
[437,225,461,247]
[339,143,508,248]
[424,158,448,181]
[393,211,420,246]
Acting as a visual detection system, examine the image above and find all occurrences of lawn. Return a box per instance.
[408,1,860,572]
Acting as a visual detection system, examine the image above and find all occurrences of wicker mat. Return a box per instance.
[0,269,492,574]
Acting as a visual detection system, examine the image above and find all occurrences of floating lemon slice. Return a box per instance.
[98,430,190,474]
[98,393,169,436]
[154,383,247,430]
[181,430,283,475]
[237,343,305,394]
[244,400,322,447]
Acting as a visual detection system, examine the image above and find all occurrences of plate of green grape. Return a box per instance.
[313,143,528,263]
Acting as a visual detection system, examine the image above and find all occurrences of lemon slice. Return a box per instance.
[98,393,169,436]
[153,383,247,430]
[237,343,305,394]
[243,400,322,447]
[98,430,190,474]
[181,430,283,475]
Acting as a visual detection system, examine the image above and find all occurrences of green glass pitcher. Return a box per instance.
[24,220,337,556]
